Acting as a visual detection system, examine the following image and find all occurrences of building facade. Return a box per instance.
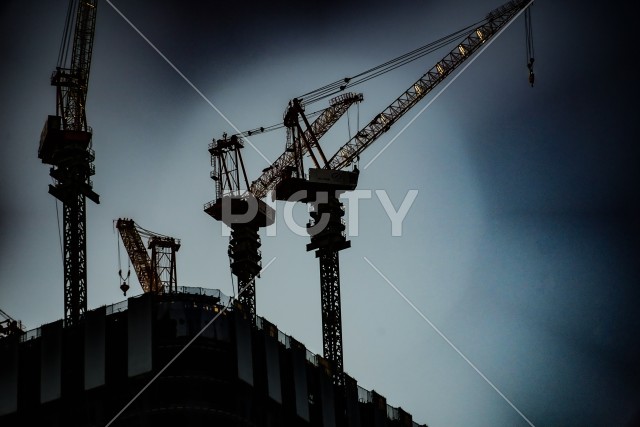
[0,288,426,427]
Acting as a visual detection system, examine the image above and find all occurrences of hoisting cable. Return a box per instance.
[525,6,535,87]
[134,221,174,241]
[57,0,77,68]
[54,198,64,268]
[113,221,131,296]
[230,15,494,141]
[115,225,131,295]
[230,105,326,138]
[227,236,237,299]
[297,19,485,105]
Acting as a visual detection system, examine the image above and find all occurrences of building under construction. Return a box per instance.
[0,287,425,427]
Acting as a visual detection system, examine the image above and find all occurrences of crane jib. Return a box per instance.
[327,0,533,171]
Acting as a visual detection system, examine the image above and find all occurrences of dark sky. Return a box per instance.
[1,1,639,426]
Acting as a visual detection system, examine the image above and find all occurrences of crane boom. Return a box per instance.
[58,0,98,132]
[248,0,531,204]
[328,0,532,170]
[249,92,363,199]
[115,219,158,293]
[115,219,181,294]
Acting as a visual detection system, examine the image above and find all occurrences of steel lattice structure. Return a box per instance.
[38,0,100,325]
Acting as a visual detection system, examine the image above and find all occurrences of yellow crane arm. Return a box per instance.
[327,0,533,170]
[115,218,158,294]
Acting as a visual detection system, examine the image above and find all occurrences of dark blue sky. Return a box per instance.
[1,1,638,426]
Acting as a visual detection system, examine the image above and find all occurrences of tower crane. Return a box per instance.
[204,134,272,323]
[204,93,363,323]
[115,219,181,295]
[38,0,99,326]
[248,0,535,385]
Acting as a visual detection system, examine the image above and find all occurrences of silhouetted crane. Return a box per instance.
[115,218,181,295]
[250,0,535,385]
[38,0,100,325]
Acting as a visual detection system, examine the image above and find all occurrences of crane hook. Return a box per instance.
[118,267,131,296]
[527,58,535,87]
[120,281,130,296]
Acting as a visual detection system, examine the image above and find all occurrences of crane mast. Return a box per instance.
[38,0,99,326]
[250,0,533,386]
[204,134,272,323]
